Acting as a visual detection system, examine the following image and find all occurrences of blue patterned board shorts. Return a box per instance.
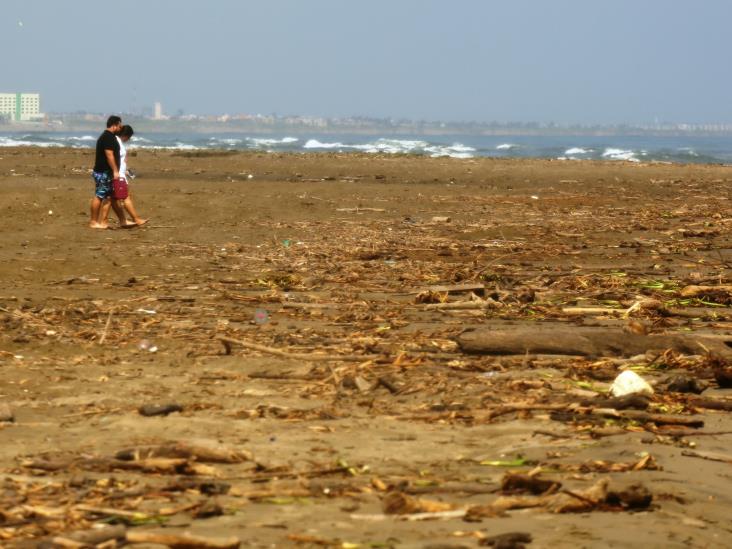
[92,171,113,199]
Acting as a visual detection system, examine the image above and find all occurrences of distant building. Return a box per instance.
[153,101,163,120]
[0,93,42,122]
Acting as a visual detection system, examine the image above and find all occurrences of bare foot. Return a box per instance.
[89,222,107,229]
[135,218,149,227]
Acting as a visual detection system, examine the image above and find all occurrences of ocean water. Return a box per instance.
[1,132,731,164]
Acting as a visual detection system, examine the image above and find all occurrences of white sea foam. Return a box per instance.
[602,148,639,162]
[496,143,517,150]
[304,139,347,149]
[247,137,298,147]
[565,147,591,155]
[303,138,474,158]
[130,143,201,151]
[425,143,476,158]
[0,137,63,148]
[66,135,95,142]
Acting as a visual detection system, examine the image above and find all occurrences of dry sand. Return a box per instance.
[2,147,732,548]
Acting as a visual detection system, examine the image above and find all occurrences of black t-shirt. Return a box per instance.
[94,130,120,174]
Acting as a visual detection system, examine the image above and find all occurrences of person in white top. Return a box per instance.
[115,125,148,227]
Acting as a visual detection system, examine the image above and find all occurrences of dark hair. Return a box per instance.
[119,125,134,138]
[106,115,122,128]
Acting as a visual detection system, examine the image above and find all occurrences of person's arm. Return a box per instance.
[104,149,120,179]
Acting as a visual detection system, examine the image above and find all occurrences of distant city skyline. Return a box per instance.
[3,0,732,125]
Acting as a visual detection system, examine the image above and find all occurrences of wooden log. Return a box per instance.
[591,409,704,428]
[421,283,485,295]
[54,525,127,546]
[680,285,732,298]
[425,299,502,311]
[458,326,732,359]
[690,398,732,412]
[116,440,252,463]
[218,336,378,362]
[125,531,241,549]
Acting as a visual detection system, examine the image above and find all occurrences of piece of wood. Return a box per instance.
[57,525,126,545]
[561,307,624,316]
[98,309,113,345]
[680,285,732,298]
[421,283,485,294]
[458,326,732,359]
[690,398,732,412]
[681,449,732,464]
[125,531,241,549]
[218,336,378,362]
[336,207,385,213]
[425,299,502,311]
[592,409,704,428]
[116,440,252,463]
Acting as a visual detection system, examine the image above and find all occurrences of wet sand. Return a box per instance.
[2,147,732,548]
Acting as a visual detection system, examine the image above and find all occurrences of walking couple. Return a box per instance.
[89,115,148,229]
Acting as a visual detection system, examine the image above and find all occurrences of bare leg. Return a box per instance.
[89,196,105,228]
[123,191,148,226]
[111,200,131,226]
[98,199,112,228]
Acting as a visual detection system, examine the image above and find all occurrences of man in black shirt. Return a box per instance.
[90,115,124,228]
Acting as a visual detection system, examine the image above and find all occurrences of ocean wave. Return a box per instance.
[304,139,346,149]
[496,143,517,150]
[129,143,202,151]
[0,137,64,148]
[247,137,299,147]
[303,138,473,158]
[65,135,95,142]
[602,148,639,162]
[565,147,591,155]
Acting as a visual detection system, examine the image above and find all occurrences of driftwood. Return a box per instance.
[425,299,502,311]
[125,531,241,549]
[50,525,126,547]
[218,336,379,362]
[591,408,704,428]
[458,326,732,359]
[422,283,485,295]
[680,285,732,298]
[691,398,732,412]
[681,449,732,464]
[115,440,252,463]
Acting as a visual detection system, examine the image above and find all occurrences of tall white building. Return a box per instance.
[153,101,163,120]
[0,93,42,122]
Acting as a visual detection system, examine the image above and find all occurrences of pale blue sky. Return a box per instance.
[2,0,730,124]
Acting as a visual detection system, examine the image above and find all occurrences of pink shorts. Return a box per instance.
[112,178,129,200]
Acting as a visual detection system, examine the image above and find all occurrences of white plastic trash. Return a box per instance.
[610,370,654,397]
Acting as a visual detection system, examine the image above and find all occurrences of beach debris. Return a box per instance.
[458,326,732,359]
[500,473,561,495]
[431,216,451,223]
[665,374,706,394]
[610,371,654,398]
[715,367,732,388]
[115,440,252,463]
[138,338,158,352]
[125,531,241,549]
[50,525,127,547]
[138,403,184,417]
[253,308,269,324]
[382,491,455,515]
[0,403,14,422]
[679,284,732,304]
[479,532,533,548]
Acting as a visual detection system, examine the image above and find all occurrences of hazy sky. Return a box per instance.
[3,0,731,124]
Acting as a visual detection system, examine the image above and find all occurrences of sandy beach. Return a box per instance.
[2,147,732,548]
